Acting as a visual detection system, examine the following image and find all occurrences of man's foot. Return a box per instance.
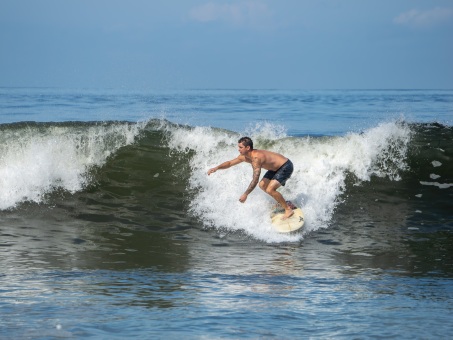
[272,201,296,212]
[281,209,294,220]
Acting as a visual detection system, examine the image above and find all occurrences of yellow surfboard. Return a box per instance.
[270,201,304,233]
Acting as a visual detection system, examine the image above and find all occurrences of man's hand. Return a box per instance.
[207,167,217,175]
[239,194,248,203]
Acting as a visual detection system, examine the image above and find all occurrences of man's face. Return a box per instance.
[238,142,250,155]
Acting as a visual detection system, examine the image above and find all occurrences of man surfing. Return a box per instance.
[207,137,294,220]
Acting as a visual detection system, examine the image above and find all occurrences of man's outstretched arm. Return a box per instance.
[207,157,243,175]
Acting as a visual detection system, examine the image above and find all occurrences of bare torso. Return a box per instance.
[243,149,288,171]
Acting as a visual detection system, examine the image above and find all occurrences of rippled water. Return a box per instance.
[2,230,452,339]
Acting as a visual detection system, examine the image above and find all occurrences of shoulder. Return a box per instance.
[252,150,265,160]
[249,151,265,165]
[232,155,246,164]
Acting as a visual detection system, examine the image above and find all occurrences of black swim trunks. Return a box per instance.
[262,159,293,186]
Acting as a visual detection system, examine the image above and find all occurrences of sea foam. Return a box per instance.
[166,121,412,243]
[0,122,144,210]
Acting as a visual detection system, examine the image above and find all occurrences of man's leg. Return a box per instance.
[259,178,294,220]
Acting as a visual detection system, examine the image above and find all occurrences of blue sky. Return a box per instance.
[1,0,452,89]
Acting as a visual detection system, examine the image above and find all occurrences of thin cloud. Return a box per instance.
[189,1,271,27]
[394,7,453,28]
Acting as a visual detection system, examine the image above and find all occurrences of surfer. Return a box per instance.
[207,136,294,220]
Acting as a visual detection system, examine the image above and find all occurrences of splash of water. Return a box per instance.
[166,121,412,243]
[0,122,145,209]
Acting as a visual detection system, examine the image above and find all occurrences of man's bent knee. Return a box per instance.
[265,186,277,195]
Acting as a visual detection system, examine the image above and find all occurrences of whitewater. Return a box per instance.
[167,121,412,242]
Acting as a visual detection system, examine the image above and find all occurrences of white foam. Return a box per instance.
[420,181,453,189]
[165,120,412,243]
[432,161,442,167]
[0,122,144,210]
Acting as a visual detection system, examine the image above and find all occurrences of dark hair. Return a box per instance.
[238,136,253,149]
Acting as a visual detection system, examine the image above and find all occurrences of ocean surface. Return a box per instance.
[0,88,452,339]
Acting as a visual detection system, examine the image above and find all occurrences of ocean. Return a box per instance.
[0,88,452,339]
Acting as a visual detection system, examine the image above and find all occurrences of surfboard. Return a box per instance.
[270,201,304,233]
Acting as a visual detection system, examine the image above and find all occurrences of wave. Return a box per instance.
[0,120,451,242]
[0,121,146,210]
